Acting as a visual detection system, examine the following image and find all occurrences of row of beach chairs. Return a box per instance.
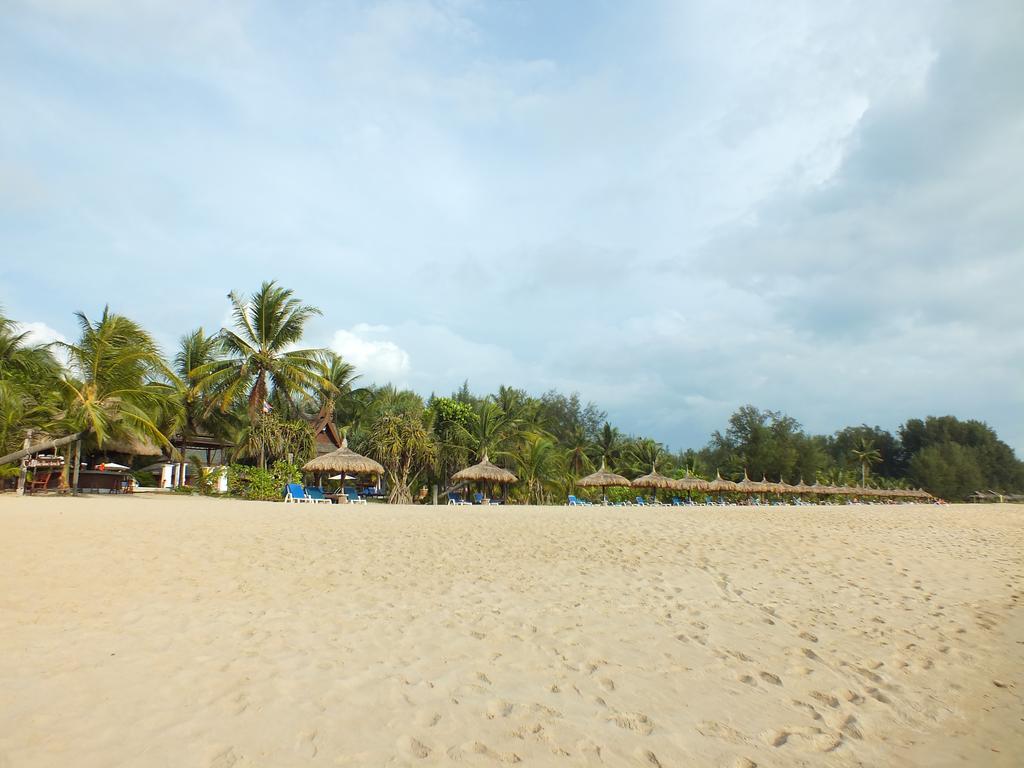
[283,484,366,504]
[447,492,503,505]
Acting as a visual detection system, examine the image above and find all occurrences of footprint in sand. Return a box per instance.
[415,711,441,727]
[208,747,238,768]
[486,700,514,719]
[758,671,782,686]
[634,747,663,766]
[295,729,318,758]
[459,741,521,763]
[398,735,432,759]
[809,691,840,708]
[610,712,654,736]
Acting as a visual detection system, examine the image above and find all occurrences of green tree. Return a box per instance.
[56,307,176,454]
[0,309,61,455]
[850,437,882,486]
[515,433,563,504]
[198,281,325,421]
[366,412,437,503]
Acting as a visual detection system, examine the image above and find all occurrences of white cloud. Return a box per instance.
[15,320,65,346]
[330,326,411,384]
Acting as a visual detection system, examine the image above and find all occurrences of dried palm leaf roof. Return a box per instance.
[576,460,631,489]
[302,437,384,475]
[706,471,738,493]
[631,465,677,490]
[734,471,765,494]
[103,432,162,457]
[674,473,710,492]
[451,453,518,484]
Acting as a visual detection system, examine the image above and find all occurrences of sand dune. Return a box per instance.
[0,496,1021,767]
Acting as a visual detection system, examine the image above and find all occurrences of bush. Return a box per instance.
[226,461,302,501]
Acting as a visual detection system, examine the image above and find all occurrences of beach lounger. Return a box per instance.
[635,496,646,506]
[448,492,471,505]
[567,495,592,506]
[671,497,684,506]
[304,486,333,504]
[284,483,311,503]
[344,487,367,504]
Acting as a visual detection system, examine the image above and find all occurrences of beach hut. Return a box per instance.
[302,437,384,495]
[451,452,518,503]
[576,460,631,504]
[631,464,676,504]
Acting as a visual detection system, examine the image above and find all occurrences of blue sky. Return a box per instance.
[2,0,1022,453]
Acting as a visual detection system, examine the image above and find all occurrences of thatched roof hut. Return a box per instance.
[706,471,738,493]
[103,432,162,457]
[451,453,518,485]
[631,465,677,490]
[302,437,384,476]
[576,460,631,490]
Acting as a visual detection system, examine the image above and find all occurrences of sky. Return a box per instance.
[1,0,1022,453]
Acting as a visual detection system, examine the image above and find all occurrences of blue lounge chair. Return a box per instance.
[284,483,310,503]
[671,497,684,506]
[635,496,646,506]
[567,495,591,506]
[447,492,471,505]
[343,487,367,504]
[305,486,332,504]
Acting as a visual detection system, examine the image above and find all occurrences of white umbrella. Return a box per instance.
[98,462,129,471]
[328,474,357,480]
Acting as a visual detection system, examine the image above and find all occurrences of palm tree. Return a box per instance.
[472,401,514,461]
[197,281,325,421]
[851,438,882,486]
[0,308,62,456]
[589,422,621,469]
[312,351,366,429]
[515,433,562,504]
[55,307,177,468]
[166,328,239,480]
[563,424,593,477]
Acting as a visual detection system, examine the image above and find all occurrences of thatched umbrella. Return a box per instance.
[674,472,709,498]
[451,452,518,502]
[735,470,764,496]
[576,460,631,504]
[303,437,384,480]
[706,470,738,501]
[631,464,676,503]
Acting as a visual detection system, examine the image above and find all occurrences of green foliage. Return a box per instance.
[227,461,301,501]
[365,412,436,503]
[195,281,325,421]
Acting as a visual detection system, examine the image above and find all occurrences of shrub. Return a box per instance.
[226,461,302,501]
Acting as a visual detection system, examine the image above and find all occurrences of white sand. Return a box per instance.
[0,496,1021,767]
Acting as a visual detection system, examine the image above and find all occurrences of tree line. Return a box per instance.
[2,281,1021,501]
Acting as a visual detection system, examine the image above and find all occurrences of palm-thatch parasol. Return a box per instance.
[674,472,709,496]
[772,476,797,496]
[631,464,676,503]
[576,460,631,504]
[451,452,518,486]
[734,470,764,495]
[302,437,384,477]
[706,470,739,497]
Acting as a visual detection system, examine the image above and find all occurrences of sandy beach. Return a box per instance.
[0,497,1020,767]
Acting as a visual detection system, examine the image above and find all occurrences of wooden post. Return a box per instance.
[72,440,82,495]
[16,430,33,496]
[432,484,438,505]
